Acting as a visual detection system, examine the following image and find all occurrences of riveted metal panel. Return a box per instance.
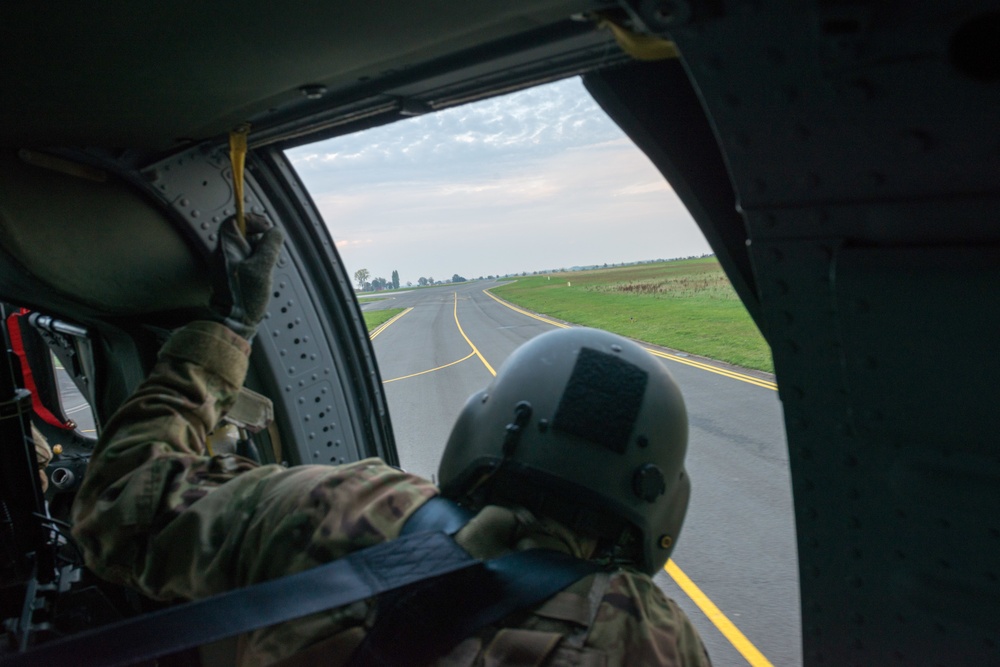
[259,269,365,465]
[659,1,1000,662]
[744,205,1000,667]
[140,146,381,466]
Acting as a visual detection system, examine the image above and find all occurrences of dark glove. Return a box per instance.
[209,213,284,341]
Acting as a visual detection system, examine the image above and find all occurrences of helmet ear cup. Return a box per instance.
[437,328,690,574]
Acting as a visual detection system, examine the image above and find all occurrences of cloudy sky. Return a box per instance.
[286,77,711,286]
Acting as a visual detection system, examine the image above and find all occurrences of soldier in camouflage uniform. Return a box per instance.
[71,218,711,666]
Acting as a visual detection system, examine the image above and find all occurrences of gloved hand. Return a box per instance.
[209,213,283,341]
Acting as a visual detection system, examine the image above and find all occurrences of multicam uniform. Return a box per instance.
[72,321,711,667]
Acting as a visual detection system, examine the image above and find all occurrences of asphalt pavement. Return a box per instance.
[364,280,801,667]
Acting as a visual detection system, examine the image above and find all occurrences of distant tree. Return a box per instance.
[418,277,428,286]
[372,277,388,290]
[391,270,400,290]
[452,274,466,283]
[428,276,434,285]
[406,281,413,288]
[354,268,370,290]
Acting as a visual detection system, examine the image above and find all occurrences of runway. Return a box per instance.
[364,280,800,666]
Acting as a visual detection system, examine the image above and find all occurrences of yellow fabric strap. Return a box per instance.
[228,124,251,236]
[601,19,679,61]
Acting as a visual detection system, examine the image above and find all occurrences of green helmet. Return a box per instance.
[438,327,690,574]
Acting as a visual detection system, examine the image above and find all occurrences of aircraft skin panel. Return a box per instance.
[652,3,1000,665]
[584,1,1000,664]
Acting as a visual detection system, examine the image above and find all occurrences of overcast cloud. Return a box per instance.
[287,77,710,286]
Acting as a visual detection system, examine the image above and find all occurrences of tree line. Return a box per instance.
[353,269,468,292]
[353,268,400,291]
[352,257,716,292]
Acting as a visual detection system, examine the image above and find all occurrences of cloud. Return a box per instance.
[287,77,711,282]
[335,238,374,249]
[613,181,671,196]
[289,78,622,175]
[437,183,501,196]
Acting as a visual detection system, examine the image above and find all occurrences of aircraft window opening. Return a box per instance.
[285,76,800,666]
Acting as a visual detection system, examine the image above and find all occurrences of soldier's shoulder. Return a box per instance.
[585,569,711,666]
[597,569,676,623]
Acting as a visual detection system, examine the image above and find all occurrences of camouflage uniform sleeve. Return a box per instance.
[71,320,437,605]
[586,570,713,666]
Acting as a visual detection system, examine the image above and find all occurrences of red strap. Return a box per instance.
[6,310,75,430]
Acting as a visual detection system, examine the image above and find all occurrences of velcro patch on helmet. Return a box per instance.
[552,347,648,453]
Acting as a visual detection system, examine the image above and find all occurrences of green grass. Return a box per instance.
[492,258,773,372]
[363,307,406,332]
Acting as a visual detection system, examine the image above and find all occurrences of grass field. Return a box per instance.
[363,307,406,332]
[491,258,773,372]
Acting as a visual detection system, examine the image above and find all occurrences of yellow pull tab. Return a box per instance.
[229,124,251,237]
[600,19,679,61]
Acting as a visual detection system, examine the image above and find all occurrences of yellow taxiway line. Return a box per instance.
[382,352,476,384]
[376,297,496,383]
[645,348,777,391]
[482,288,570,329]
[483,288,776,391]
[483,286,777,664]
[666,560,775,667]
[454,292,496,376]
[368,307,412,340]
[372,288,777,665]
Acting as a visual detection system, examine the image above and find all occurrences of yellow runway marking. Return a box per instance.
[482,289,569,329]
[455,292,496,376]
[371,298,494,383]
[382,352,476,384]
[368,307,412,340]
[483,288,775,391]
[372,293,773,662]
[666,560,775,667]
[485,286,777,663]
[645,348,777,391]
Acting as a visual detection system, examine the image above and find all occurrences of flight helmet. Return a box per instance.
[438,327,690,574]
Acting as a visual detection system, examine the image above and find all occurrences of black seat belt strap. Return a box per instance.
[0,529,477,667]
[3,497,604,667]
[352,499,604,667]
[351,549,602,666]
[400,495,474,537]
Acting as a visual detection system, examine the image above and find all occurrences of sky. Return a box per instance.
[286,77,711,286]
